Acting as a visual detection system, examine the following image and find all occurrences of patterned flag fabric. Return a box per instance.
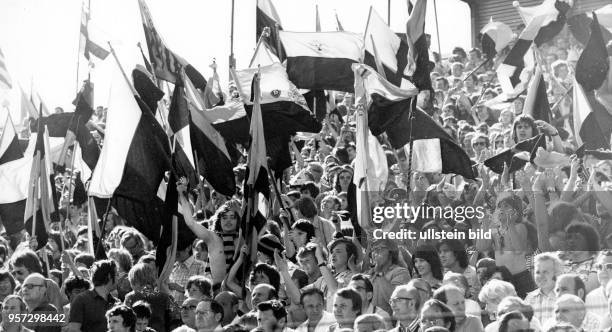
[79,0,109,60]
[0,46,12,90]
[138,0,186,83]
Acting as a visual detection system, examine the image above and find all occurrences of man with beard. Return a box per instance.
[525,253,563,325]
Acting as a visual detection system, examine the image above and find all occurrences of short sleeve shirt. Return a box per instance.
[69,289,118,332]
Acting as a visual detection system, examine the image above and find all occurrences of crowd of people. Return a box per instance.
[1,14,612,332]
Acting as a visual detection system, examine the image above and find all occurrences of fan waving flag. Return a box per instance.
[138,0,186,83]
[0,46,12,90]
[280,31,363,92]
[485,134,547,174]
[257,0,284,60]
[364,7,409,87]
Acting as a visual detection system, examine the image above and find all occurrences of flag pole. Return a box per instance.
[107,42,138,96]
[249,27,271,68]
[229,0,236,79]
[461,58,491,82]
[433,0,442,57]
[387,0,391,26]
[405,97,417,193]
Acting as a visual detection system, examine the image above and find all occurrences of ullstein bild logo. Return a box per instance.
[372,204,486,224]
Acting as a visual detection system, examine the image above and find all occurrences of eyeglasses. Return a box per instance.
[181,305,197,311]
[596,263,612,271]
[22,284,45,290]
[473,141,487,147]
[389,297,414,305]
[195,310,214,316]
[420,318,444,326]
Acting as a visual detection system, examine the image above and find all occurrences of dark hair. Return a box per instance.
[301,182,320,198]
[106,305,136,331]
[64,276,91,298]
[91,260,117,287]
[335,287,362,314]
[493,266,513,282]
[256,300,287,320]
[328,238,357,264]
[549,202,581,233]
[565,222,600,253]
[437,240,469,269]
[0,270,16,293]
[562,274,586,301]
[131,300,152,319]
[350,274,374,293]
[212,202,240,233]
[202,299,224,322]
[250,263,280,291]
[74,253,95,269]
[413,245,444,281]
[49,269,62,286]
[300,288,325,305]
[498,311,526,332]
[10,249,42,274]
[186,275,213,299]
[511,114,538,143]
[293,197,318,219]
[292,220,315,243]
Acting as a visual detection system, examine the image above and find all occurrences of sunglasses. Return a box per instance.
[180,305,197,311]
[595,263,612,271]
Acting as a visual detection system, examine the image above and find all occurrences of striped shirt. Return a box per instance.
[218,232,238,270]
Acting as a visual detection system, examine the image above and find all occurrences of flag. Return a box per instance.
[249,40,281,68]
[89,60,171,243]
[183,70,237,196]
[246,72,270,201]
[363,7,409,87]
[484,134,547,174]
[133,65,164,114]
[0,46,12,90]
[257,0,284,60]
[568,13,612,47]
[578,90,612,150]
[138,0,186,83]
[233,63,321,172]
[335,11,344,31]
[29,87,51,119]
[496,1,568,97]
[354,63,474,179]
[167,73,197,188]
[573,77,591,147]
[353,74,388,231]
[0,113,23,165]
[405,0,431,92]
[522,66,551,122]
[19,86,37,121]
[514,0,571,46]
[280,31,363,92]
[576,13,610,93]
[23,115,54,248]
[302,90,327,122]
[480,20,514,59]
[315,5,321,32]
[79,0,109,60]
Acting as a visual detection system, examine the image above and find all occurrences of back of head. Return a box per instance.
[91,259,117,287]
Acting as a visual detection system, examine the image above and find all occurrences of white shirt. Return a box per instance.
[294,311,336,332]
[586,286,608,319]
[363,303,393,329]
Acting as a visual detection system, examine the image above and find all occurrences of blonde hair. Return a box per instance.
[478,279,517,304]
[127,263,156,289]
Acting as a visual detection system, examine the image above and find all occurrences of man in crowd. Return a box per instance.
[1,295,33,332]
[178,298,200,330]
[169,243,208,305]
[21,273,60,332]
[368,239,412,315]
[389,285,422,332]
[257,300,288,332]
[549,294,600,331]
[106,305,136,332]
[214,291,240,326]
[294,289,335,332]
[329,287,361,332]
[194,299,224,332]
[68,260,119,332]
[525,253,563,325]
[348,274,392,328]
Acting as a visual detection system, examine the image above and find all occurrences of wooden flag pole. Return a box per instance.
[108,42,138,96]
[387,0,391,26]
[31,159,39,239]
[229,0,236,78]
[462,58,491,83]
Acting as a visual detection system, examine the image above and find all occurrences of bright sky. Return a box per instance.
[0,0,470,124]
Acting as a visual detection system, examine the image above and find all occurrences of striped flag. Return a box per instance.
[0,47,12,90]
[257,0,284,60]
[514,0,571,46]
[280,31,364,92]
[480,20,514,59]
